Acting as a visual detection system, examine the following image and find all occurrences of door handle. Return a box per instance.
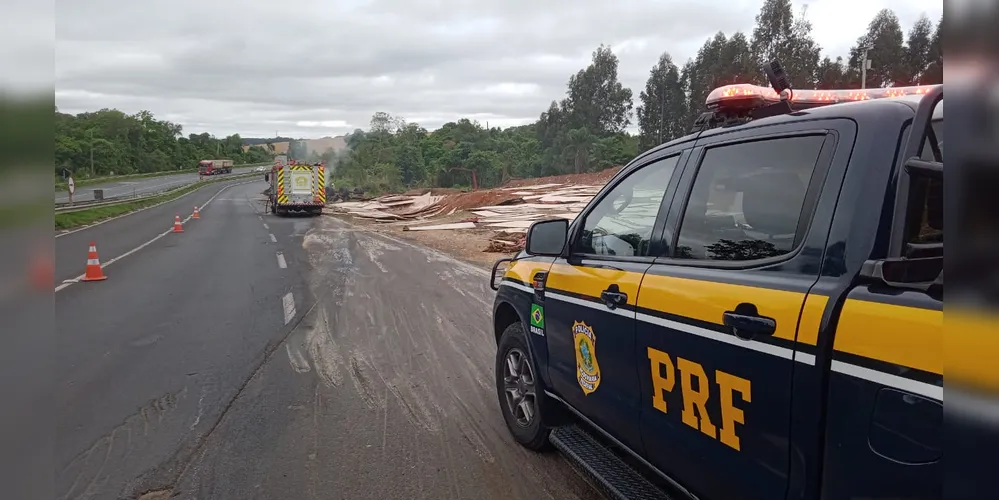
[600,284,627,310]
[723,303,776,340]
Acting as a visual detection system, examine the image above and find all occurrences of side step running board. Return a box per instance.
[550,425,674,500]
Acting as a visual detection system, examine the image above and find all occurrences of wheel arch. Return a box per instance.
[494,299,524,345]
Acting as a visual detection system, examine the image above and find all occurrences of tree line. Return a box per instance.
[332,2,941,193]
[55,108,273,180]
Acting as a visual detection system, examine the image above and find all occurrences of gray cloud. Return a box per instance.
[55,0,941,139]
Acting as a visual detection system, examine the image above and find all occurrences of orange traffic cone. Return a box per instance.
[82,242,107,282]
[173,214,184,233]
[192,205,200,219]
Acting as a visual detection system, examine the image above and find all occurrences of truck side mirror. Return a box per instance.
[525,219,568,256]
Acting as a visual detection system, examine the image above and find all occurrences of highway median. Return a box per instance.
[54,162,272,191]
[55,172,262,231]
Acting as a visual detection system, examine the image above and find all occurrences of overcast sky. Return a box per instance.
[54,0,942,139]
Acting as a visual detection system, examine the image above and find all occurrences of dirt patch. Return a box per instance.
[403,187,466,196]
[327,211,515,269]
[502,166,622,188]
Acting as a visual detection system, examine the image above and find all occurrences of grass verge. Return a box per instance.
[55,174,259,230]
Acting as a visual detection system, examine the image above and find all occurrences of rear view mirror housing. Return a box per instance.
[490,258,515,291]
[526,219,569,257]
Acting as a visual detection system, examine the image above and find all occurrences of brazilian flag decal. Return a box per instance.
[529,304,545,336]
[530,304,544,328]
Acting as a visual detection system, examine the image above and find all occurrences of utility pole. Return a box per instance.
[860,45,873,89]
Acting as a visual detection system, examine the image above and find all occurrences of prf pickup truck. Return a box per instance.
[490,71,944,500]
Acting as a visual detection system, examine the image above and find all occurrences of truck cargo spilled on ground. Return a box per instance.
[326,167,621,256]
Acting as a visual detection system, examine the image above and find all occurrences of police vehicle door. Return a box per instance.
[817,113,943,499]
[636,130,838,500]
[542,152,686,454]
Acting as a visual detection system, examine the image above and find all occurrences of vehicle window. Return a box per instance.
[908,121,943,258]
[575,155,680,257]
[920,119,943,162]
[674,135,825,261]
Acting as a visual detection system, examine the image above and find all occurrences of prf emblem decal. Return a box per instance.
[573,321,601,395]
[529,304,545,336]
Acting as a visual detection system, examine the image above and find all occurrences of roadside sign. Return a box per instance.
[67,176,76,195]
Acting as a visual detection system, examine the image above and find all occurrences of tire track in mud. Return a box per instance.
[298,218,497,440]
[293,217,601,500]
[59,387,188,500]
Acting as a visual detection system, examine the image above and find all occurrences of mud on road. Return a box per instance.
[170,216,599,499]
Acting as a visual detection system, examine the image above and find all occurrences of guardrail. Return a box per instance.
[55,162,273,197]
[55,172,262,214]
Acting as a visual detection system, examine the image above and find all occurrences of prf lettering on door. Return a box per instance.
[647,347,752,451]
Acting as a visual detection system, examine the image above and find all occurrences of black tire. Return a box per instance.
[496,322,552,451]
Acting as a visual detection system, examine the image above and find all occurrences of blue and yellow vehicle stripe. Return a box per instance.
[498,262,944,400]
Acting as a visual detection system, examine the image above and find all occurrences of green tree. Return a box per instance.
[922,16,943,85]
[848,9,907,88]
[750,0,821,88]
[563,127,597,174]
[636,52,687,150]
[682,32,755,125]
[816,57,849,88]
[563,45,634,135]
[904,15,935,85]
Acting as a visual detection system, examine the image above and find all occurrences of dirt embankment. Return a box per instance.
[501,167,622,188]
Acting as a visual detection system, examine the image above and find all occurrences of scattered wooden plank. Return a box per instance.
[404,222,477,231]
[485,221,536,229]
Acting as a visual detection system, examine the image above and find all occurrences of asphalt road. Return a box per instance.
[55,167,263,203]
[55,180,598,500]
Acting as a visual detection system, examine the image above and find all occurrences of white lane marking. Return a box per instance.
[276,252,287,269]
[55,182,244,293]
[269,234,277,243]
[282,292,296,325]
[258,216,263,221]
[56,179,259,238]
[263,223,269,230]
[831,360,943,401]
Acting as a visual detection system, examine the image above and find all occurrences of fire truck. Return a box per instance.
[265,160,327,216]
[198,159,233,175]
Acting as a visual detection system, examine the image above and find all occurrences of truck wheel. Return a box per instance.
[496,322,552,451]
